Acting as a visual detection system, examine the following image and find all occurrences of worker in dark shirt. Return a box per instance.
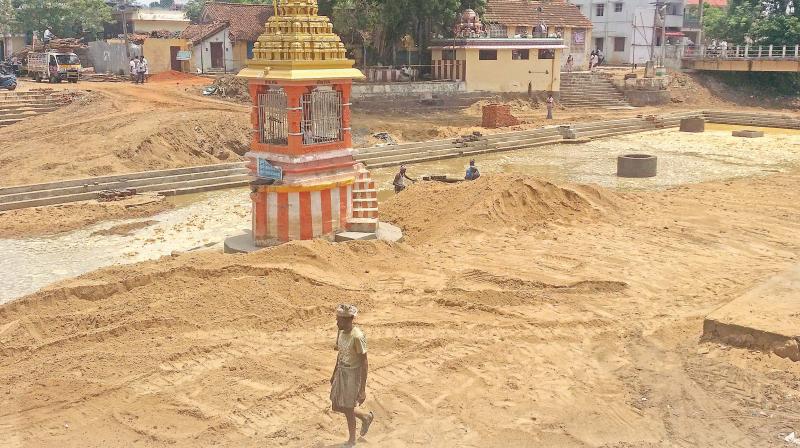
[465,159,480,180]
[393,165,415,193]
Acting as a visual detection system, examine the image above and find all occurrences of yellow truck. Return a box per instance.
[26,51,81,83]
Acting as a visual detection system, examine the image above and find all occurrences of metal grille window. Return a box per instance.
[258,88,288,145]
[301,88,343,145]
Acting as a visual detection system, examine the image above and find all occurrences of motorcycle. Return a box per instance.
[0,64,17,91]
[0,72,17,91]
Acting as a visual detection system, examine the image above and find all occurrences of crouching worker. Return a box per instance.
[331,304,374,446]
[393,165,415,193]
[465,159,481,180]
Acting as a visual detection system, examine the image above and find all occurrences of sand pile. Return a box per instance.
[464,98,542,117]
[382,174,619,243]
[2,170,800,446]
[0,195,172,238]
[0,86,250,186]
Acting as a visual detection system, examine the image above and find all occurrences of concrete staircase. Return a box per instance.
[356,127,564,168]
[559,72,632,109]
[0,162,250,211]
[337,164,380,241]
[0,91,73,128]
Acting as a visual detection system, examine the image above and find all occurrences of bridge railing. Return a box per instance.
[684,44,800,59]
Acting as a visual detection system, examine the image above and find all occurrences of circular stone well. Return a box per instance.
[617,154,658,178]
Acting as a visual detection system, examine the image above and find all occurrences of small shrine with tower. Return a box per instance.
[233,0,382,247]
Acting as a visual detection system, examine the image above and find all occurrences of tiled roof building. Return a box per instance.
[200,2,273,42]
[484,0,593,29]
[180,2,273,74]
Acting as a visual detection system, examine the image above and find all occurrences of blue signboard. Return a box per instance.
[176,50,192,61]
[257,158,283,181]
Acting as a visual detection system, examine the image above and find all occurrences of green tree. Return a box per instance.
[160,0,175,8]
[14,0,112,37]
[0,0,14,32]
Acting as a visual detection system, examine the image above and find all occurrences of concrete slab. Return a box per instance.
[680,117,705,133]
[732,130,765,138]
[703,263,800,361]
[223,232,262,254]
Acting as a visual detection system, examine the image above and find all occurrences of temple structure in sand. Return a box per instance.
[237,0,378,245]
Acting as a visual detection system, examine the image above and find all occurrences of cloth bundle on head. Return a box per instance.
[336,304,359,318]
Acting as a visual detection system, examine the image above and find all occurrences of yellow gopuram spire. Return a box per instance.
[238,0,364,81]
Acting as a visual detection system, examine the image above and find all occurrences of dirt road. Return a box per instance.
[1,172,798,447]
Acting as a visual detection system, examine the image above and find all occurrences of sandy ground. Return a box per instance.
[0,194,173,239]
[1,171,799,447]
[0,78,251,187]
[3,70,799,188]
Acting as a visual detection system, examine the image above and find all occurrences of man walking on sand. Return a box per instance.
[330,304,374,447]
[546,94,555,119]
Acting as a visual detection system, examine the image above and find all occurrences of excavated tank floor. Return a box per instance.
[2,126,799,304]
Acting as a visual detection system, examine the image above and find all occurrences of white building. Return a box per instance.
[570,0,686,65]
[132,9,190,34]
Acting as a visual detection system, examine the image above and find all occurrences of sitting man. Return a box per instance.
[465,159,481,181]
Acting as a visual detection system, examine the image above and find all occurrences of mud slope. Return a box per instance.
[0,87,250,186]
[382,174,619,242]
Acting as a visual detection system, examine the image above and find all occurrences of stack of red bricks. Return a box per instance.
[482,104,520,128]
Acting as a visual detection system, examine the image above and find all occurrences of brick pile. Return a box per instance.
[482,104,520,128]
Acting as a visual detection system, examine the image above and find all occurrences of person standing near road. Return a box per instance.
[137,55,149,84]
[546,94,555,119]
[330,304,374,447]
[129,57,138,83]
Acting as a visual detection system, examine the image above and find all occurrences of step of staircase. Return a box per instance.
[347,217,379,233]
[335,231,377,242]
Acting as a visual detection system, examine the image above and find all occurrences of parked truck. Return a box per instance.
[26,52,81,83]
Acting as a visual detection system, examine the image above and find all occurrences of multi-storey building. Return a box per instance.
[571,0,686,64]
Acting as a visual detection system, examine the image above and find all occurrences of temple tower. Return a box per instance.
[238,0,377,245]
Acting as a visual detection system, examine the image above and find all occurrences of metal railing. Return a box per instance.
[683,44,800,59]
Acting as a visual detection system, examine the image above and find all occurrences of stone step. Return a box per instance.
[0,162,246,196]
[0,167,249,204]
[0,173,249,211]
[158,179,250,197]
[352,207,379,219]
[352,198,378,207]
[0,110,55,121]
[347,217,379,233]
[335,231,377,242]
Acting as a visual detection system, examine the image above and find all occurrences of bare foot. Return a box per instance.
[360,411,374,436]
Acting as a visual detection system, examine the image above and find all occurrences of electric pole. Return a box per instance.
[697,0,704,46]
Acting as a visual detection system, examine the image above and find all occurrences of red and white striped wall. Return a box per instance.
[251,181,354,244]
